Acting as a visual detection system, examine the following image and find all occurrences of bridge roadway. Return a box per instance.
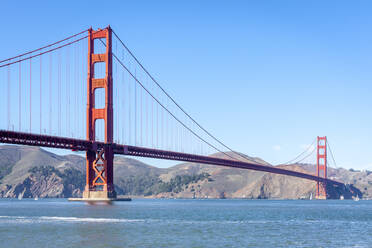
[0,130,344,187]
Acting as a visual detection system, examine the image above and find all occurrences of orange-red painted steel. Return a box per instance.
[316,136,328,199]
[85,27,115,197]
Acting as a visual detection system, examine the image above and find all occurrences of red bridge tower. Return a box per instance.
[83,26,116,200]
[316,136,327,199]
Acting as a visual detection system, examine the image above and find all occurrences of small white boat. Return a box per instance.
[310,193,313,200]
[340,195,344,200]
[18,194,23,200]
[354,196,360,201]
[34,196,39,201]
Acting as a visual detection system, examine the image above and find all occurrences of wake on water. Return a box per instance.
[0,215,144,224]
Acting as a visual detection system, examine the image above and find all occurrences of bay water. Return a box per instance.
[0,199,371,247]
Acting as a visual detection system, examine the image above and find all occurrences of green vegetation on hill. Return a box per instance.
[118,173,211,196]
[28,166,58,177]
[118,175,161,196]
[156,173,212,194]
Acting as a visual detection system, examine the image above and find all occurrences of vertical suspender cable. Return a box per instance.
[58,51,61,136]
[77,42,80,137]
[156,89,159,148]
[49,53,52,135]
[81,40,84,138]
[77,42,79,137]
[146,78,149,147]
[124,53,126,143]
[166,99,168,149]
[67,46,70,137]
[40,56,42,134]
[19,62,21,131]
[161,99,164,149]
[175,119,178,152]
[140,73,143,146]
[7,65,10,130]
[74,42,77,137]
[173,118,175,151]
[122,49,125,144]
[114,58,117,142]
[134,68,137,145]
[116,58,118,143]
[29,58,32,133]
[128,63,131,145]
[152,83,154,148]
[115,39,119,143]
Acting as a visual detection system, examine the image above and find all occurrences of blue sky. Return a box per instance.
[1,0,372,169]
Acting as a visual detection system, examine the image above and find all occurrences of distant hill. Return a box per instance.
[0,145,368,199]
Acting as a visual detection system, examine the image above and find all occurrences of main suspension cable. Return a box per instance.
[112,29,255,163]
[279,138,316,165]
[295,145,317,164]
[113,52,238,161]
[0,29,89,64]
[99,39,239,162]
[0,36,88,68]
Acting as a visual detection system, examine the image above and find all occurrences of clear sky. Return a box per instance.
[1,0,372,170]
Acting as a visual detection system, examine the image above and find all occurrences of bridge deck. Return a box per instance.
[0,130,343,187]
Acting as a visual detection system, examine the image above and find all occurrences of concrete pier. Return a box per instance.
[68,197,131,204]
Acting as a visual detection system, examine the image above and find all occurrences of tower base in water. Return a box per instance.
[68,194,131,203]
[82,189,117,199]
[69,188,131,203]
[315,195,327,200]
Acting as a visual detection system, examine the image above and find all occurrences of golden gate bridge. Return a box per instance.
[0,26,344,201]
